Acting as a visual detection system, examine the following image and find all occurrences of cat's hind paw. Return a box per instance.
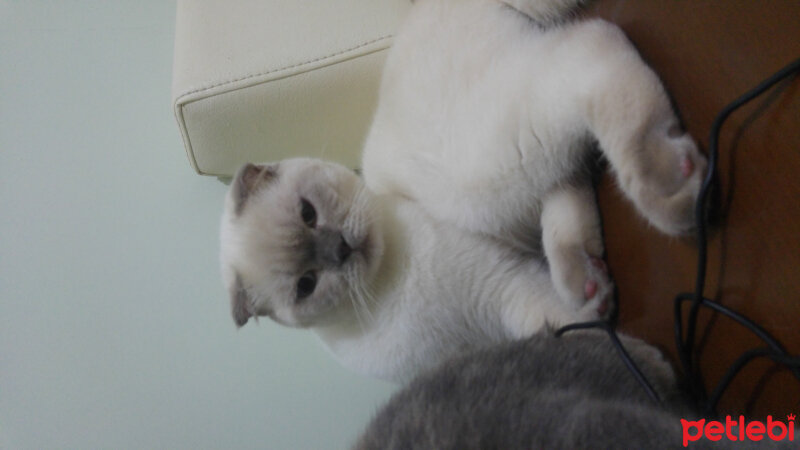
[621,129,707,237]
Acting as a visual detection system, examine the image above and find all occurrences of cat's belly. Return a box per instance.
[365,116,585,250]
[362,1,592,244]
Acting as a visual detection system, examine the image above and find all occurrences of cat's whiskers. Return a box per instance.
[355,274,377,321]
[345,267,370,330]
[359,270,377,319]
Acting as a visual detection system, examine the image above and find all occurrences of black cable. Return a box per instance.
[706,347,800,415]
[680,57,800,403]
[676,294,792,361]
[676,56,800,412]
[676,293,800,413]
[554,320,609,335]
[556,320,662,404]
[605,325,662,404]
[557,56,800,415]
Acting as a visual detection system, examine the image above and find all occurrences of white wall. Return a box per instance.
[0,2,395,448]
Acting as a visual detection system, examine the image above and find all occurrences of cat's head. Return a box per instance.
[220,158,383,328]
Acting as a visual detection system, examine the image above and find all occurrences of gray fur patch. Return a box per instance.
[354,332,717,449]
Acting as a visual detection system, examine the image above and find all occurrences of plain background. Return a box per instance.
[0,1,396,448]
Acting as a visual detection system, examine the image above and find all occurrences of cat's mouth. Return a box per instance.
[348,232,373,265]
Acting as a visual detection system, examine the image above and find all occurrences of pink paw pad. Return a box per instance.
[680,156,694,178]
[584,279,598,299]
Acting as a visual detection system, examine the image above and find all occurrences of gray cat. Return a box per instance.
[355,332,796,449]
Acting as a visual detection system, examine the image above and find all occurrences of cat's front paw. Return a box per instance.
[551,251,614,319]
[580,256,614,319]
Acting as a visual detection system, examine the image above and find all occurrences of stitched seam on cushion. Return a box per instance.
[173,102,204,174]
[175,34,393,101]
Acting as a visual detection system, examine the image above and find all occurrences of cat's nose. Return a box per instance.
[337,236,352,263]
[315,228,352,267]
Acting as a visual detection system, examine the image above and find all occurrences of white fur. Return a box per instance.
[313,193,602,381]
[221,0,706,383]
[363,0,705,307]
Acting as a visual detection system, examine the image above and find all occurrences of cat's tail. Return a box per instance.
[497,0,586,25]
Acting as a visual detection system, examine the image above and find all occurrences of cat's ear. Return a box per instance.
[230,274,255,327]
[232,163,278,215]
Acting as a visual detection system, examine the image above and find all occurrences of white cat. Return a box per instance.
[220,0,706,382]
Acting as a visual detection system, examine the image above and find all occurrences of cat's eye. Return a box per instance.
[300,198,317,228]
[296,271,317,300]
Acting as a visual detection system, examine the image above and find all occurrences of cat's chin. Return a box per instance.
[287,299,361,328]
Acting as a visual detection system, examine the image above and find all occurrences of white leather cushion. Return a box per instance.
[172,0,411,176]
